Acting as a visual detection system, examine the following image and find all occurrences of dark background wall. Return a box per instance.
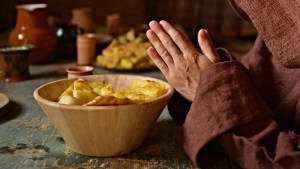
[0,0,256,42]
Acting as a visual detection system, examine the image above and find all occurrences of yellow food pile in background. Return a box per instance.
[57,78,167,106]
[96,30,156,70]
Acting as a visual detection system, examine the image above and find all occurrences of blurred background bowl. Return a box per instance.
[95,33,112,55]
[33,74,174,157]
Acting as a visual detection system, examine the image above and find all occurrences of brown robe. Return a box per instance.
[168,0,300,168]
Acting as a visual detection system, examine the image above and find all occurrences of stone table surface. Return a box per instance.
[0,62,234,169]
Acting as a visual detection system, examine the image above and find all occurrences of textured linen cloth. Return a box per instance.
[168,0,300,168]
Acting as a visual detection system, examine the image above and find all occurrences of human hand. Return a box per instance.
[146,20,220,101]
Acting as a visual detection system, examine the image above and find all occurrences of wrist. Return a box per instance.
[215,48,235,62]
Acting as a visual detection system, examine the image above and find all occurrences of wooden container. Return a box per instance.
[33,74,174,156]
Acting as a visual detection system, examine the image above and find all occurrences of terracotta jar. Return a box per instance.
[71,8,96,33]
[76,33,96,66]
[9,3,57,64]
[106,13,120,36]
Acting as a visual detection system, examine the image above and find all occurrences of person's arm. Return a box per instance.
[146,20,220,102]
[177,59,300,168]
[167,91,191,126]
[219,117,300,169]
[146,20,300,168]
[167,48,234,126]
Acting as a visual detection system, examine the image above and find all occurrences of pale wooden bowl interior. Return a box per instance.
[33,74,174,157]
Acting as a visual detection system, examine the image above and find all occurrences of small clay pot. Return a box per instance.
[66,66,94,78]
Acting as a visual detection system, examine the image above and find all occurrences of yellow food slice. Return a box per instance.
[114,80,167,101]
[57,78,167,106]
[58,93,83,105]
[73,79,98,103]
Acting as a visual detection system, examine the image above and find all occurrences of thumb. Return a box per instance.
[198,29,220,63]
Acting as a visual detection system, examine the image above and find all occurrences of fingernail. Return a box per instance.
[146,29,152,36]
[204,29,209,35]
[149,20,158,27]
[200,29,207,37]
[159,20,166,25]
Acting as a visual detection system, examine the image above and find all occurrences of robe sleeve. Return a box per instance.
[167,48,234,126]
[169,59,300,168]
[167,91,191,126]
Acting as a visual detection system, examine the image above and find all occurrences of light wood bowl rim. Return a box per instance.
[33,74,175,110]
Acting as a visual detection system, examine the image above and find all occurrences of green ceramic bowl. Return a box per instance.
[0,44,34,53]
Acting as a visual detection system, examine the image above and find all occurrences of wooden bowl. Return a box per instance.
[33,74,174,156]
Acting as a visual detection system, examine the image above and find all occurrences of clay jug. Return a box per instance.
[9,3,57,64]
[71,8,96,33]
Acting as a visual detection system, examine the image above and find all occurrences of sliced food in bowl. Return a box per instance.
[57,78,167,106]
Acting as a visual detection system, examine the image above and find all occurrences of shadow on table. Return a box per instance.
[30,71,66,80]
[91,120,198,168]
[0,100,22,124]
[29,62,75,80]
[141,120,241,169]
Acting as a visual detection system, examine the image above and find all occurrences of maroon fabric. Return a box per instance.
[168,0,300,168]
[230,0,300,68]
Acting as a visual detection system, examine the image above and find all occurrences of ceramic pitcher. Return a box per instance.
[9,3,56,64]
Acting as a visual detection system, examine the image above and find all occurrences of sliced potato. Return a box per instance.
[114,80,167,101]
[73,79,98,103]
[96,29,156,70]
[57,78,167,106]
[58,93,83,105]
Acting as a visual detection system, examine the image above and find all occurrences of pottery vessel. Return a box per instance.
[106,13,120,36]
[76,33,96,66]
[0,44,34,82]
[66,65,94,78]
[71,8,96,33]
[9,3,56,64]
[55,24,83,58]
